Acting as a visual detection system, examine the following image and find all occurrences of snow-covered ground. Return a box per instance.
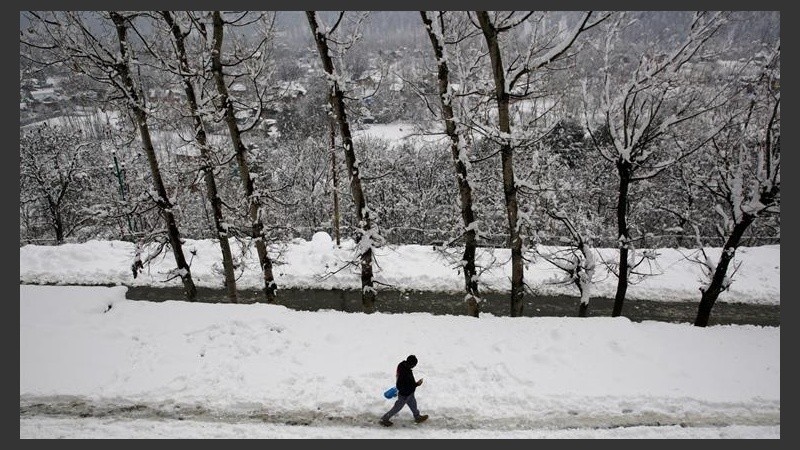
[19,236,780,438]
[353,122,448,150]
[21,107,122,131]
[20,285,779,438]
[19,416,780,439]
[19,235,780,305]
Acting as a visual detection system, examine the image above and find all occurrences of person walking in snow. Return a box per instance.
[380,354,428,426]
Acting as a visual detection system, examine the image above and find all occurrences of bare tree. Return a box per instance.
[691,42,779,327]
[21,11,198,301]
[20,124,94,244]
[475,10,600,317]
[155,11,239,302]
[306,11,378,313]
[329,119,342,246]
[582,11,730,317]
[541,211,596,317]
[420,11,483,317]
[205,10,277,303]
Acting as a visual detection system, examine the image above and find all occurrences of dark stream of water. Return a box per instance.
[125,286,780,327]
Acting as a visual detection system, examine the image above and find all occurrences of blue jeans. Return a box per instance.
[381,392,421,421]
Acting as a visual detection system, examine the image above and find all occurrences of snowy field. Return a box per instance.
[20,235,780,438]
[19,235,780,305]
[20,285,779,439]
[353,122,449,150]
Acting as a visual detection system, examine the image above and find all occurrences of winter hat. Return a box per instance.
[406,355,418,366]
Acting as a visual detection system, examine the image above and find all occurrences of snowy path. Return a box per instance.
[20,415,780,439]
[20,394,779,434]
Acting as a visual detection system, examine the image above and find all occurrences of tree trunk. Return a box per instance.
[110,12,196,302]
[329,120,341,247]
[307,11,376,313]
[54,216,64,244]
[612,159,632,317]
[211,11,276,303]
[47,198,64,244]
[578,301,589,318]
[421,11,481,318]
[694,216,755,327]
[577,275,590,317]
[163,11,237,303]
[135,110,197,302]
[111,153,135,234]
[477,11,524,317]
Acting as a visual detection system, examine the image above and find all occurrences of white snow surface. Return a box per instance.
[19,238,780,305]
[353,122,447,150]
[19,235,780,438]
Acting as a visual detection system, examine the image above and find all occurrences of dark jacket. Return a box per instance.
[395,360,418,396]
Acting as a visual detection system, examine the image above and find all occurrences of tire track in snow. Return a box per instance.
[20,395,779,430]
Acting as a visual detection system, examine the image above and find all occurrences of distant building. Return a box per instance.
[148,88,183,101]
[29,87,60,103]
[277,80,307,98]
[169,146,201,167]
[234,108,258,127]
[261,118,280,137]
[351,68,382,94]
[45,76,64,87]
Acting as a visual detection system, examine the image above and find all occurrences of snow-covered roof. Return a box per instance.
[29,88,58,101]
[277,81,307,97]
[170,147,201,158]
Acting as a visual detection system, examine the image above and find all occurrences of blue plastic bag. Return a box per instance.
[383,386,398,399]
